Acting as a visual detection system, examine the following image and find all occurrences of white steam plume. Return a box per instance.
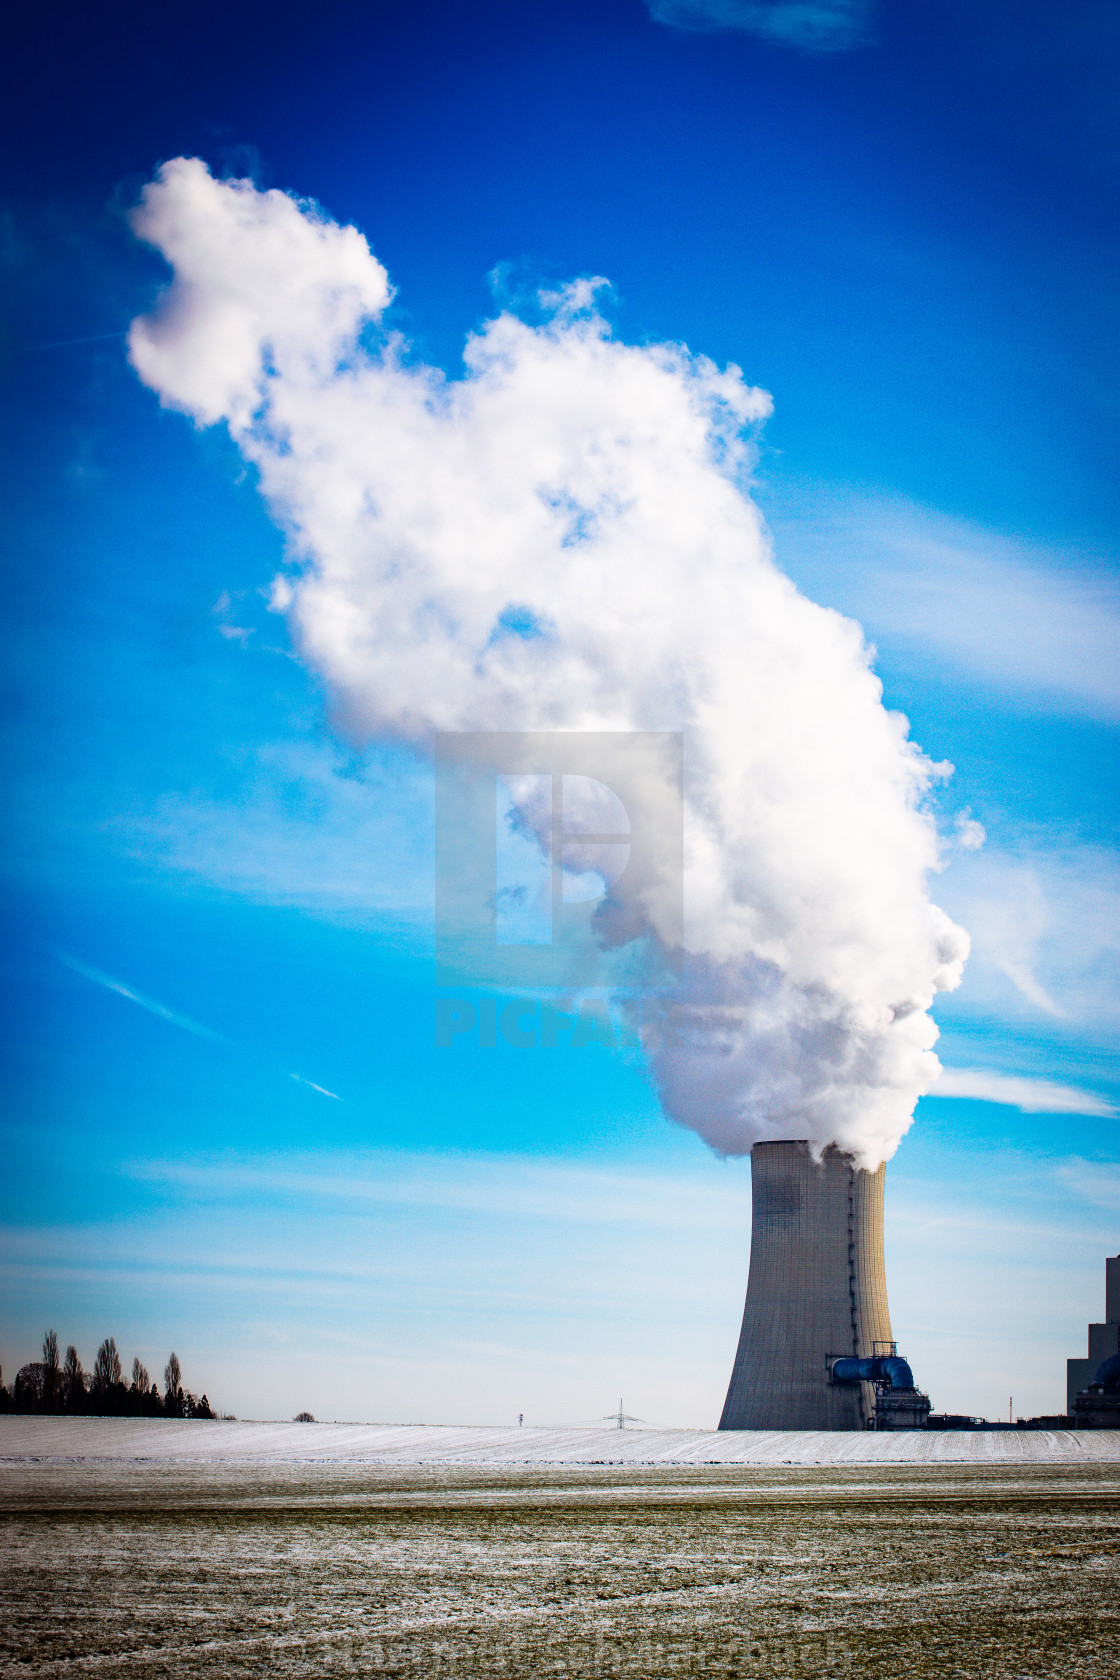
[127,158,968,1168]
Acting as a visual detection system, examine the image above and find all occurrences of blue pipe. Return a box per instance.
[832,1355,917,1391]
[1093,1352,1120,1390]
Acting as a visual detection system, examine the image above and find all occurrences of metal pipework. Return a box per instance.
[831,1354,917,1391]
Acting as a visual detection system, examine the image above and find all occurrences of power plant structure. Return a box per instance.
[719,1140,929,1431]
[1068,1253,1120,1429]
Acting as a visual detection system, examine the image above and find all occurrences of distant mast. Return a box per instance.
[603,1400,643,1430]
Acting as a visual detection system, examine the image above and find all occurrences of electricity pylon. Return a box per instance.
[602,1399,644,1430]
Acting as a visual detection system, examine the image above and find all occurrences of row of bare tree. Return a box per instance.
[0,1331,216,1418]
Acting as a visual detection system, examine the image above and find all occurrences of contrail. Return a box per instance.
[56,952,230,1042]
[13,330,127,354]
[56,951,343,1100]
[289,1072,343,1101]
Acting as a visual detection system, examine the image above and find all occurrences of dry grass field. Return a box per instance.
[2,1459,1118,1677]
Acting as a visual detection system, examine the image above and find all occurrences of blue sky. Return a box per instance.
[1,0,1118,1424]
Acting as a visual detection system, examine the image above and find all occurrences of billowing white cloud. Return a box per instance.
[647,0,871,52]
[128,158,392,428]
[127,159,969,1167]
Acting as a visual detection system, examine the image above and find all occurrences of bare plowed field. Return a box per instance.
[2,1461,1117,1678]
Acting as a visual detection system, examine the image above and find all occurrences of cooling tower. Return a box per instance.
[719,1141,893,1431]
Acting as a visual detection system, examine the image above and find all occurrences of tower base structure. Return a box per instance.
[719,1140,894,1431]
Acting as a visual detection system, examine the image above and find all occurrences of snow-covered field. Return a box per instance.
[3,1414,1119,1464]
[3,1424,1118,1677]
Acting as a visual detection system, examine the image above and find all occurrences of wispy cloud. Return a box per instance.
[766,486,1120,719]
[1056,1157,1120,1211]
[934,1067,1116,1117]
[55,952,229,1042]
[118,738,432,928]
[124,1149,751,1232]
[647,0,871,52]
[935,842,1120,1032]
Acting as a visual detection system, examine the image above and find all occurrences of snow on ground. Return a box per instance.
[3,1416,1118,1464]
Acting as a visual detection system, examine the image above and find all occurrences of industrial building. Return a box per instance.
[1068,1254,1120,1428]
[720,1144,1117,1434]
[719,1141,929,1431]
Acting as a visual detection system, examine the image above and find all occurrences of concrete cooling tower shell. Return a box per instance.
[719,1141,893,1431]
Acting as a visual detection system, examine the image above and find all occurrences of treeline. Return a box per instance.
[0,1330,216,1419]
